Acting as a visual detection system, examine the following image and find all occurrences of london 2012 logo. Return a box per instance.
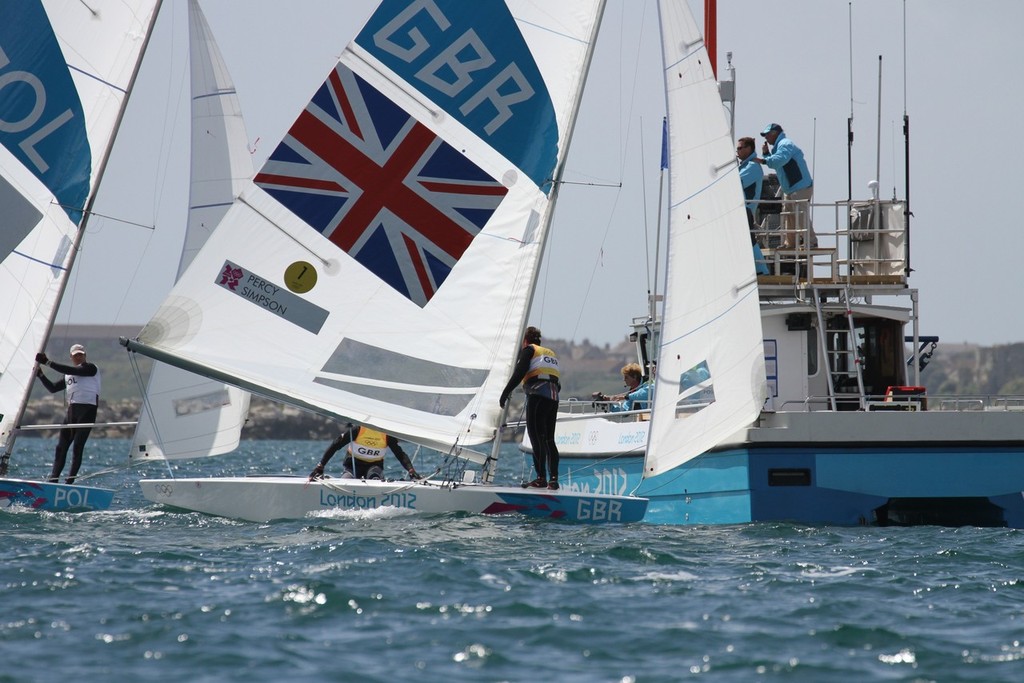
[219,264,243,291]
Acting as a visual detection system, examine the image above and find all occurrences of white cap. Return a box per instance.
[70,344,86,356]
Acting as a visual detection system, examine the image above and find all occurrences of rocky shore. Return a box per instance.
[21,397,340,441]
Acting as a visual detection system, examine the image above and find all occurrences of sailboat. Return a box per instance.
[128,0,253,465]
[540,1,1024,527]
[121,0,649,523]
[0,0,164,512]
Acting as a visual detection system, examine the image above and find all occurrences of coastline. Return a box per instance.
[21,396,340,441]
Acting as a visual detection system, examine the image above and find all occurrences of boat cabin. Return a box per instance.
[621,195,930,415]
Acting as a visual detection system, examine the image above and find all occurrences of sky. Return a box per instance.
[64,0,1024,348]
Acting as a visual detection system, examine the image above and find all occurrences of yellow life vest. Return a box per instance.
[347,426,390,462]
[523,344,560,384]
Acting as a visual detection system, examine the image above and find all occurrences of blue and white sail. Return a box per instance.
[127,0,606,451]
[643,0,767,476]
[129,0,253,462]
[0,0,163,453]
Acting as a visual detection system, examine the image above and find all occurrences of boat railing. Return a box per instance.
[992,397,1024,411]
[558,393,1024,421]
[936,398,984,411]
[557,397,650,421]
[558,395,713,420]
[777,394,1024,413]
[753,197,908,286]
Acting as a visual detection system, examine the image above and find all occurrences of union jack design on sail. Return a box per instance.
[254,64,508,307]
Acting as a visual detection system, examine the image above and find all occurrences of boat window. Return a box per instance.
[858,319,906,395]
[768,468,811,486]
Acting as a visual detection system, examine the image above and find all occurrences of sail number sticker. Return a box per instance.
[216,260,328,334]
[284,261,317,293]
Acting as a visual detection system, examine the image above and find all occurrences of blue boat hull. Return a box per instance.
[547,446,1024,527]
[0,478,115,513]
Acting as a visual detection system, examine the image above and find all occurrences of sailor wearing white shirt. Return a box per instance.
[35,344,101,484]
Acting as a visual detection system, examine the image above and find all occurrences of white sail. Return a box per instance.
[128,1,605,452]
[643,0,767,477]
[129,0,253,462]
[0,0,162,453]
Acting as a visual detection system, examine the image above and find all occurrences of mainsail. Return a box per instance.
[643,0,767,476]
[126,0,606,452]
[129,0,253,462]
[0,0,163,457]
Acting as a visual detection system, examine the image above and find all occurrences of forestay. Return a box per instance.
[644,0,767,476]
[129,0,605,452]
[129,0,253,462]
[0,0,162,452]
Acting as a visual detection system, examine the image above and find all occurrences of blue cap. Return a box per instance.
[760,123,783,136]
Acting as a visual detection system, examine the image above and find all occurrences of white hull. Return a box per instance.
[140,476,647,524]
[547,406,1024,457]
[548,414,650,457]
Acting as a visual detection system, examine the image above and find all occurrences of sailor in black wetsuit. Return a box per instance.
[308,424,420,481]
[499,326,562,490]
[35,344,101,484]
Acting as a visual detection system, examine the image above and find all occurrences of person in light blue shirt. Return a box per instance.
[738,136,770,275]
[757,123,816,249]
[597,363,652,413]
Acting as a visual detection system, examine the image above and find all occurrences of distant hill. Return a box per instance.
[21,325,1024,440]
[34,325,642,404]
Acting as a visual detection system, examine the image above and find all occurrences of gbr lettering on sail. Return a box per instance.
[371,1,533,135]
[359,0,558,191]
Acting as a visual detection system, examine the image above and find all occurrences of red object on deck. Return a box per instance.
[704,0,717,77]
[885,386,927,407]
[885,386,926,398]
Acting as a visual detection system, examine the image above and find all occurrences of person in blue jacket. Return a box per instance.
[738,136,769,275]
[499,326,561,490]
[737,136,763,232]
[757,123,816,249]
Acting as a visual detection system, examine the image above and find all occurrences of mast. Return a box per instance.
[875,55,882,196]
[649,117,667,344]
[704,0,717,77]
[902,0,912,278]
[847,2,854,201]
[488,0,609,483]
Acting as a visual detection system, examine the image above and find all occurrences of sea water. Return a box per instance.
[2,439,1023,682]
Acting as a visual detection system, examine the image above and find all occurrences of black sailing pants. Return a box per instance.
[525,394,559,481]
[49,402,97,484]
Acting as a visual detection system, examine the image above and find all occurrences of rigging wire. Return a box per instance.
[58,2,187,344]
[35,3,176,387]
[565,0,653,342]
